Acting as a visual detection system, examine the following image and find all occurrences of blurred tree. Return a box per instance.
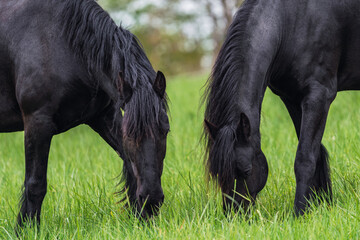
[202,0,243,58]
[98,0,243,75]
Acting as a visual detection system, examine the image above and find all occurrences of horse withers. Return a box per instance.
[204,0,359,215]
[0,0,169,227]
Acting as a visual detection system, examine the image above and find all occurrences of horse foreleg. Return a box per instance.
[17,114,54,228]
[282,96,333,211]
[292,85,335,215]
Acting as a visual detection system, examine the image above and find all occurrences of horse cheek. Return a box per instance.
[255,152,268,193]
[246,151,268,197]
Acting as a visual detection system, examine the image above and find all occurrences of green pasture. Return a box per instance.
[1,75,360,239]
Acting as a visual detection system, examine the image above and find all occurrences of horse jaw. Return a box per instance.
[246,151,268,198]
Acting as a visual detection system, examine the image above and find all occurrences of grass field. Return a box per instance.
[1,74,360,239]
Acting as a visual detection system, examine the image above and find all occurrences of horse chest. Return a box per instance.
[53,89,110,133]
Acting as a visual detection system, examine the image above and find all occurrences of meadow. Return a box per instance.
[1,74,360,239]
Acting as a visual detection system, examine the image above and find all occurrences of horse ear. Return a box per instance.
[153,71,166,98]
[236,113,251,142]
[118,72,133,103]
[204,119,219,140]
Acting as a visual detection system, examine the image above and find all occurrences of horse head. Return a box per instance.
[205,113,268,212]
[120,71,169,218]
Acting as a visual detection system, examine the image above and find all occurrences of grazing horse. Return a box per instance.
[0,0,169,227]
[204,0,360,215]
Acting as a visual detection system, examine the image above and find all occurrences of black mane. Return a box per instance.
[61,0,156,84]
[61,0,167,139]
[61,0,118,79]
[203,0,257,191]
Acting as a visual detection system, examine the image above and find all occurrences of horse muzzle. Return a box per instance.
[136,188,164,218]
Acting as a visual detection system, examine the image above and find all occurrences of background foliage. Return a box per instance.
[98,0,243,76]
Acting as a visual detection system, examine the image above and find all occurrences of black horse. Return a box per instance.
[204,0,360,215]
[0,0,169,227]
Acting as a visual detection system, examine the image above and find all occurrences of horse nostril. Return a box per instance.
[139,194,148,205]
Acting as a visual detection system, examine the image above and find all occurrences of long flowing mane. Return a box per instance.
[60,0,168,201]
[203,0,257,191]
[60,0,167,136]
[61,0,155,86]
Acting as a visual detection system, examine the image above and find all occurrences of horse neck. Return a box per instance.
[240,0,283,142]
[210,0,282,144]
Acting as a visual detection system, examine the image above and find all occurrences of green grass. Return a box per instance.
[1,74,360,239]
